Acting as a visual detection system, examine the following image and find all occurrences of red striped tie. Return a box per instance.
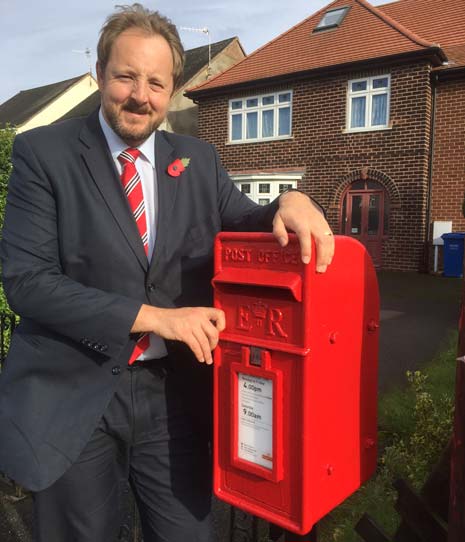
[118,148,150,364]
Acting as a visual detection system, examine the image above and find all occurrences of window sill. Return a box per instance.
[342,125,393,134]
[226,135,294,145]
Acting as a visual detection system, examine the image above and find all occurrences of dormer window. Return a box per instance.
[314,6,350,32]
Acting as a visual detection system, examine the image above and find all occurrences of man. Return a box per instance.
[0,4,334,541]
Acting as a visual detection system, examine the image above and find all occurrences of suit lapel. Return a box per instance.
[149,131,177,272]
[79,111,148,272]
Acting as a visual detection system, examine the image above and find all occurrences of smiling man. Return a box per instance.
[97,30,175,145]
[0,4,334,542]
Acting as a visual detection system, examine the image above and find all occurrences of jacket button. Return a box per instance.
[147,284,155,292]
[111,366,121,375]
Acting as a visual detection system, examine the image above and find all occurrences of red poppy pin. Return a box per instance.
[167,158,190,177]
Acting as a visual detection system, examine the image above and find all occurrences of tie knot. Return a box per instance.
[118,148,141,165]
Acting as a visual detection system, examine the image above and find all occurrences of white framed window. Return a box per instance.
[231,173,302,205]
[347,75,390,131]
[229,91,292,143]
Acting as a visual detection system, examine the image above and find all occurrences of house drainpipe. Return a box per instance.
[424,72,438,273]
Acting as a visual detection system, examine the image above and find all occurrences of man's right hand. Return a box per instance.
[131,305,226,364]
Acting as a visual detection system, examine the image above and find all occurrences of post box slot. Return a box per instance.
[212,269,302,302]
[214,284,298,304]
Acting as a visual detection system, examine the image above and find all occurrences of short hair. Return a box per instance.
[97,3,185,91]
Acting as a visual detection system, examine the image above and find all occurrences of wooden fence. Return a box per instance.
[357,263,465,542]
[448,269,465,541]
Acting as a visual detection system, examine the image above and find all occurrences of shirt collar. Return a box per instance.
[98,107,155,168]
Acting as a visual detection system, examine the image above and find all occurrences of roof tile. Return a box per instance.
[189,0,460,94]
[380,0,465,47]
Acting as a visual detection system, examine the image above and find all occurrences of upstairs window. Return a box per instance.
[347,75,390,131]
[229,91,292,143]
[314,6,350,32]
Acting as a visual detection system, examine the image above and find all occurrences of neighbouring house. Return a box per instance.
[56,37,246,136]
[161,37,245,135]
[187,0,465,271]
[0,73,98,133]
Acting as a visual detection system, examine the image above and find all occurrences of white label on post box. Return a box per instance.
[237,373,273,469]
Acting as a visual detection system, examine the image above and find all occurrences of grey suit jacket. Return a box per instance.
[0,110,278,491]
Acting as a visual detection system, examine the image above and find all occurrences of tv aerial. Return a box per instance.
[180,26,212,77]
[72,47,93,78]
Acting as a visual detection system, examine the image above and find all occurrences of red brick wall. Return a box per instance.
[197,61,433,271]
[431,75,465,234]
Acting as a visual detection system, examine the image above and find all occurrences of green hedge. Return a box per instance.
[0,125,15,313]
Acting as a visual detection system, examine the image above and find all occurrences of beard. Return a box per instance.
[104,99,163,146]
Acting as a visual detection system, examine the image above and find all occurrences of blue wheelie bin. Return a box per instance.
[442,232,465,277]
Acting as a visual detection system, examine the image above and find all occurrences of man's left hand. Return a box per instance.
[273,191,335,272]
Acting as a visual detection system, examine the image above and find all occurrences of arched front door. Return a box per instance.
[340,180,389,268]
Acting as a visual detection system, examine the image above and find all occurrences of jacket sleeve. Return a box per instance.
[0,135,141,359]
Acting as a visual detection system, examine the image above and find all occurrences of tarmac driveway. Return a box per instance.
[378,271,462,392]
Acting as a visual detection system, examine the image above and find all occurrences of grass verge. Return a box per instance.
[318,332,457,542]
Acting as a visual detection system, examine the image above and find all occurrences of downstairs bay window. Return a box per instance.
[231,173,302,205]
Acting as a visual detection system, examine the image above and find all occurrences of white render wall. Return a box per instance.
[17,74,98,133]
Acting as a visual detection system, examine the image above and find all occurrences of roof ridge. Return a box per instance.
[18,73,89,95]
[357,0,438,48]
[181,37,243,90]
[185,37,235,55]
[376,0,401,6]
[378,0,438,7]
[189,0,342,93]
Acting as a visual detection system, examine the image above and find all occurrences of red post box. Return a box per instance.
[212,233,379,535]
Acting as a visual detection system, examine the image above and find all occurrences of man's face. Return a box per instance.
[97,30,174,146]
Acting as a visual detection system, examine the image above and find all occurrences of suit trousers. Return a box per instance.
[32,357,214,542]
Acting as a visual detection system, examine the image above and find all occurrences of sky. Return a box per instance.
[0,0,386,105]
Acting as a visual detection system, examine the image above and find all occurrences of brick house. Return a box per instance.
[187,0,465,271]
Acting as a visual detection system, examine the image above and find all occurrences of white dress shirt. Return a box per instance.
[99,108,167,359]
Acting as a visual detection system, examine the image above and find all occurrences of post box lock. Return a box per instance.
[250,346,264,367]
[241,346,271,368]
[329,332,338,344]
